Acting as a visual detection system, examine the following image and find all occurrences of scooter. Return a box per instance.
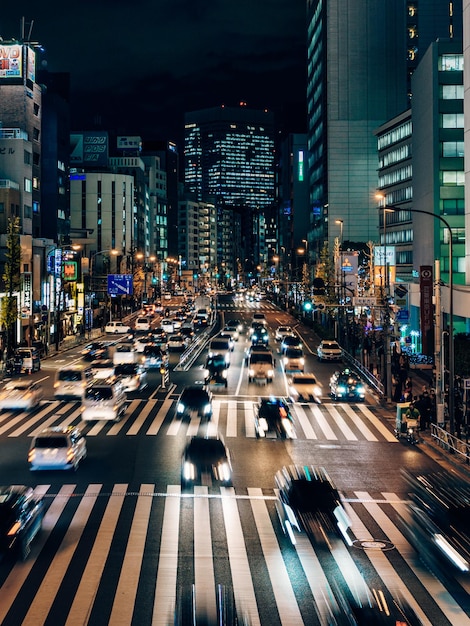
[406,422,419,445]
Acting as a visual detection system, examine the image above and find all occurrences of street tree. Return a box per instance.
[1,217,21,358]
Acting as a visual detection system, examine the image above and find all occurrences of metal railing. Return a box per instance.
[430,423,470,464]
[341,350,385,397]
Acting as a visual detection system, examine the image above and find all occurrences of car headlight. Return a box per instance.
[177,402,186,413]
[338,385,347,394]
[259,417,268,432]
[299,358,305,365]
[253,334,258,341]
[203,369,209,378]
[267,369,274,377]
[217,462,231,482]
[249,368,255,376]
[313,386,322,397]
[356,385,365,394]
[183,461,196,481]
[203,403,212,415]
[224,354,230,364]
[283,357,288,364]
[282,418,293,435]
[221,370,228,379]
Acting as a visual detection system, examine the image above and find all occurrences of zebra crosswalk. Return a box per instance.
[0,485,466,625]
[0,399,397,442]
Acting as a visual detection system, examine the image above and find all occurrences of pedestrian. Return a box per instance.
[404,401,421,430]
[403,377,413,402]
[419,391,432,429]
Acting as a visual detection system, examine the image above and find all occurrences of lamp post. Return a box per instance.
[377,201,455,434]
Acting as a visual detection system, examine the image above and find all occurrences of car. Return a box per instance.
[0,485,44,560]
[176,385,213,419]
[105,321,131,334]
[143,344,167,369]
[244,343,272,365]
[254,397,295,439]
[149,328,169,351]
[219,332,235,351]
[15,347,41,374]
[275,325,293,342]
[400,470,470,575]
[274,465,353,546]
[114,363,148,392]
[252,312,266,325]
[282,348,305,372]
[168,333,186,351]
[226,319,244,334]
[161,319,175,334]
[317,340,342,362]
[90,359,116,380]
[280,334,302,355]
[81,341,108,361]
[81,378,127,422]
[0,381,43,411]
[113,342,139,365]
[222,324,239,342]
[134,335,155,353]
[248,350,275,384]
[288,373,322,403]
[329,370,365,401]
[204,354,228,387]
[54,365,94,400]
[208,338,232,366]
[134,316,151,332]
[180,326,194,343]
[181,436,232,489]
[29,426,87,471]
[251,324,269,346]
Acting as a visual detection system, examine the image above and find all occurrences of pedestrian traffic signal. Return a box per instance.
[303,301,313,311]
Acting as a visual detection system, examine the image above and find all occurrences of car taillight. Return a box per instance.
[66,448,75,463]
[28,450,35,463]
[7,522,21,536]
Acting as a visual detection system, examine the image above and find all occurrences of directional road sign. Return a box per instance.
[107,274,133,295]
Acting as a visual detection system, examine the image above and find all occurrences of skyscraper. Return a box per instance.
[306,0,462,258]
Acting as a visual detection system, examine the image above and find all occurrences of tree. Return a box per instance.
[1,217,21,358]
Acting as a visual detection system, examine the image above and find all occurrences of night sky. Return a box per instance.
[1,1,307,144]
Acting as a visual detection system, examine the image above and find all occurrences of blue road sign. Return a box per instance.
[107,274,133,295]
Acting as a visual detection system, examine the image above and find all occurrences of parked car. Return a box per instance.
[282,348,305,373]
[176,385,213,419]
[29,426,87,471]
[254,397,295,439]
[329,370,365,401]
[274,465,353,546]
[105,321,131,334]
[0,486,44,560]
[288,373,322,403]
[317,340,342,362]
[114,363,148,392]
[0,381,43,411]
[181,436,232,489]
[15,347,40,374]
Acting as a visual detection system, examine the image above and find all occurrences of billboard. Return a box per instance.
[27,46,36,82]
[0,44,22,79]
[117,136,142,150]
[70,132,109,167]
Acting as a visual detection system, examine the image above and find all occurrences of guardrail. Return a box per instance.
[173,314,217,371]
[342,350,385,397]
[430,423,470,464]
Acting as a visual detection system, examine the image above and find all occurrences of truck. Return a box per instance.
[194,295,211,311]
[248,351,275,384]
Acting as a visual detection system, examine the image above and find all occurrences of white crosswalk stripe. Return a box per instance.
[0,484,464,625]
[0,398,397,442]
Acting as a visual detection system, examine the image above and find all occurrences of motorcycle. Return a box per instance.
[395,402,419,444]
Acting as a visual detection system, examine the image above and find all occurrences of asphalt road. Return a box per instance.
[0,295,468,625]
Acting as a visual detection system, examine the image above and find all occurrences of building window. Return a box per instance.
[24,205,32,219]
[441,171,465,185]
[33,103,39,116]
[33,127,40,141]
[24,178,32,193]
[442,141,464,157]
[439,54,464,71]
[441,84,464,99]
[24,150,31,165]
[441,113,464,128]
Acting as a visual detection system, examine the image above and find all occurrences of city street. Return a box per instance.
[0,296,468,625]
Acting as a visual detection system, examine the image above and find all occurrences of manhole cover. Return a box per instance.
[352,539,394,551]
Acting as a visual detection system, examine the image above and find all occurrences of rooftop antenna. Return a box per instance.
[20,17,34,42]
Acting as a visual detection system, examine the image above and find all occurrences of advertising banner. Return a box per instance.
[70,132,109,167]
[419,266,434,355]
[0,44,22,78]
[21,272,32,318]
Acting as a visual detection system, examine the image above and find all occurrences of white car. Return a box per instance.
[135,317,151,332]
[282,348,305,372]
[288,374,322,403]
[134,336,155,353]
[161,319,175,334]
[317,340,342,362]
[113,342,138,365]
[105,321,131,334]
[223,325,239,342]
[168,334,186,351]
[90,359,116,379]
[114,363,148,392]
[0,381,43,411]
[29,427,87,471]
[275,325,293,342]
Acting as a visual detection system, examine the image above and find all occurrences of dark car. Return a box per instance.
[0,485,44,560]
[176,385,213,419]
[280,334,302,355]
[329,370,365,401]
[251,324,269,346]
[254,397,295,439]
[143,344,167,369]
[204,354,228,387]
[400,470,470,575]
[181,436,232,489]
[274,465,353,546]
[81,342,108,361]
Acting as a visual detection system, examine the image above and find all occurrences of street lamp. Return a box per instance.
[377,200,455,435]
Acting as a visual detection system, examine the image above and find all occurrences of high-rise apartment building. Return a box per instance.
[306,0,462,258]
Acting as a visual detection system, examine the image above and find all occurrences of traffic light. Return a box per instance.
[151,275,158,284]
[303,301,313,312]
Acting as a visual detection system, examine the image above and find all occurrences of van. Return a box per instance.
[15,347,41,374]
[81,378,127,422]
[54,365,93,400]
[208,338,231,366]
